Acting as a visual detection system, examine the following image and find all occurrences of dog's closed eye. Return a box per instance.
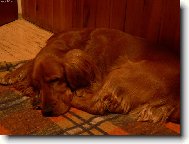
[47,77,61,83]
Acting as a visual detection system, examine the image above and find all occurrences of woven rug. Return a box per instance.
[0,19,52,62]
[0,85,180,135]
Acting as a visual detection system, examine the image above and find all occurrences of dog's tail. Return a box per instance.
[0,60,31,85]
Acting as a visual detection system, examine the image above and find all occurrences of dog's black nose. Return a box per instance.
[42,110,53,117]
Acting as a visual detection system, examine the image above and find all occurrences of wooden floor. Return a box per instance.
[0,19,52,62]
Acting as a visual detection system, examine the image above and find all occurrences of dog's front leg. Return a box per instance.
[70,89,107,115]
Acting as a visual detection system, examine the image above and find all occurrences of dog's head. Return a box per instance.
[31,49,100,116]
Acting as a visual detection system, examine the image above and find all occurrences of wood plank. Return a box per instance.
[95,0,111,28]
[43,0,53,31]
[124,0,146,37]
[21,0,26,18]
[139,0,154,38]
[72,0,84,29]
[35,0,45,28]
[24,0,29,20]
[21,0,28,20]
[82,0,97,28]
[159,0,180,50]
[59,0,73,31]
[53,0,62,32]
[27,0,36,23]
[109,0,127,31]
[145,0,164,44]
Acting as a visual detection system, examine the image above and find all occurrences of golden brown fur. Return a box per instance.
[1,28,180,123]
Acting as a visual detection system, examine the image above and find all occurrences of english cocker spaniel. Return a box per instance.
[0,28,180,123]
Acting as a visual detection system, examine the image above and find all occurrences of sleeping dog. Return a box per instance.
[0,28,180,123]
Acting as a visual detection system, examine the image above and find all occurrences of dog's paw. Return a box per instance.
[32,94,42,110]
[129,103,174,123]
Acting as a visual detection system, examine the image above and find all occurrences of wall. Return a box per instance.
[21,0,180,51]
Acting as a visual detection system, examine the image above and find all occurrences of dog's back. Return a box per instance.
[45,29,152,71]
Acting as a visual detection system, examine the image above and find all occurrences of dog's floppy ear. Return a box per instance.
[63,49,101,91]
[32,55,64,81]
[31,55,72,114]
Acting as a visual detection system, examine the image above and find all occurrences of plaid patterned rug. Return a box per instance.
[0,62,180,136]
[0,87,181,136]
